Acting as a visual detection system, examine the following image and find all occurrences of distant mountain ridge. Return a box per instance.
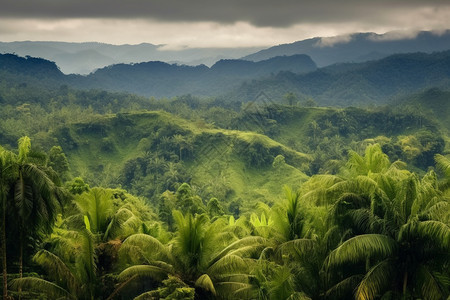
[231,51,450,106]
[2,29,449,75]
[242,30,450,67]
[1,50,449,106]
[0,52,317,97]
[0,41,263,74]
[75,54,317,97]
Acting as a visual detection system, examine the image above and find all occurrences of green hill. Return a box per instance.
[229,51,450,106]
[397,88,450,132]
[53,110,310,213]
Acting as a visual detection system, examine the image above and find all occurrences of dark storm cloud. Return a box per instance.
[2,0,449,27]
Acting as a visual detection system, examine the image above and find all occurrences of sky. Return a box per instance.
[1,0,450,49]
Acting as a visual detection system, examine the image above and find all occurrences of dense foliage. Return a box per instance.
[0,52,449,299]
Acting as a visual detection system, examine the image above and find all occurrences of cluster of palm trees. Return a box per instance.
[2,139,449,299]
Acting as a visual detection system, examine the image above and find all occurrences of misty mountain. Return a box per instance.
[242,30,450,67]
[230,51,450,106]
[1,51,449,107]
[0,41,263,75]
[74,54,316,97]
[0,52,316,97]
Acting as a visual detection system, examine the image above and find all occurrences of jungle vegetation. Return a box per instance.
[0,53,449,299]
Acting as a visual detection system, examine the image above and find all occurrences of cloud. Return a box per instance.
[368,30,420,42]
[2,0,450,28]
[1,1,449,48]
[315,34,353,47]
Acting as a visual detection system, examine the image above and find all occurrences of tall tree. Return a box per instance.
[13,137,64,281]
[0,146,16,299]
[0,137,64,298]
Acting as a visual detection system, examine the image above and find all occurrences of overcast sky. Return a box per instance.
[1,0,449,48]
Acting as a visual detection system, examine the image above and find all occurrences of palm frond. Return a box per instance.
[118,264,171,282]
[212,236,269,262]
[10,277,74,300]
[327,234,396,268]
[276,238,316,261]
[435,154,450,179]
[207,254,248,275]
[228,244,268,258]
[215,281,257,299]
[195,274,216,295]
[399,220,450,250]
[356,260,394,300]
[33,250,78,291]
[326,274,364,299]
[415,264,447,300]
[300,174,343,206]
[18,136,31,162]
[120,233,171,264]
[420,201,449,224]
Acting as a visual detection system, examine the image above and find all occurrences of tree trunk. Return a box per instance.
[18,232,23,300]
[1,193,8,299]
[402,271,408,299]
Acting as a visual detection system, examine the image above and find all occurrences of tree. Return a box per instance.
[175,183,205,215]
[284,92,297,107]
[11,219,98,300]
[0,145,15,299]
[48,146,69,180]
[113,211,270,299]
[74,188,114,237]
[207,198,224,219]
[0,137,64,299]
[66,177,90,195]
[326,166,449,299]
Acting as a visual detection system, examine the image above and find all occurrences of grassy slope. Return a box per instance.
[272,107,329,147]
[57,111,310,211]
[398,88,450,153]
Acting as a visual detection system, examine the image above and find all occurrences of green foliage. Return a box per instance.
[66,177,90,195]
[48,146,69,179]
[206,198,225,219]
[1,61,450,300]
[175,183,205,216]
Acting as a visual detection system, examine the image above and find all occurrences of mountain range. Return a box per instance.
[0,41,263,75]
[2,49,450,106]
[243,30,450,67]
[1,30,449,75]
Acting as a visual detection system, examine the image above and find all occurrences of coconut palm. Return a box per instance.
[0,145,16,299]
[14,138,65,277]
[11,218,98,300]
[326,169,450,299]
[0,137,64,298]
[112,211,270,299]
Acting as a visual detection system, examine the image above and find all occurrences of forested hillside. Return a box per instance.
[229,51,450,105]
[0,48,449,300]
[243,30,450,66]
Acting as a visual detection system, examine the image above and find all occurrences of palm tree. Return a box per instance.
[257,186,337,300]
[0,145,16,299]
[74,188,114,237]
[435,154,450,196]
[11,218,98,300]
[13,137,65,280]
[326,169,450,299]
[0,137,64,298]
[172,134,187,161]
[288,144,449,299]
[112,211,269,299]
